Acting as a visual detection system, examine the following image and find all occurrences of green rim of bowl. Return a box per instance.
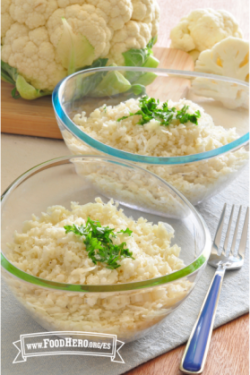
[1,155,211,293]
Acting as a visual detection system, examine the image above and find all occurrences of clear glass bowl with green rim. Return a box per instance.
[52,66,249,205]
[1,155,211,342]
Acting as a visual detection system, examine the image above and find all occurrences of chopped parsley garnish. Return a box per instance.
[117,96,201,126]
[64,218,134,269]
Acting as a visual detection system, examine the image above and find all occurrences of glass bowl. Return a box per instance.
[1,155,211,343]
[52,67,249,205]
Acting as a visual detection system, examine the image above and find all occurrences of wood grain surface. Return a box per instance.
[125,315,249,375]
[1,48,193,139]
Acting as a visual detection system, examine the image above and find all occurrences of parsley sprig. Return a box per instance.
[117,96,201,126]
[64,218,134,269]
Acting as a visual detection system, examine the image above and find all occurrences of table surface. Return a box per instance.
[1,0,249,374]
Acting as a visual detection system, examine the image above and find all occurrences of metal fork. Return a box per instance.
[180,204,249,374]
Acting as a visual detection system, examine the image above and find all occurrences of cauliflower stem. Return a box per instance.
[16,75,52,100]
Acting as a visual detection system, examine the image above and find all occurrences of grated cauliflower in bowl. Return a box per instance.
[62,98,248,204]
[5,198,193,341]
[2,155,212,342]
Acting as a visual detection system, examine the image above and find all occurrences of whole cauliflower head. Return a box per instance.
[192,37,249,109]
[170,9,243,60]
[1,0,160,99]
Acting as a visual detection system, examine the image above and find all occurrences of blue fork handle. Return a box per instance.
[180,264,226,374]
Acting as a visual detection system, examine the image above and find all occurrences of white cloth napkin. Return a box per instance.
[2,168,248,375]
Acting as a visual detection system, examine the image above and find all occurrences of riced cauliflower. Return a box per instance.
[170,9,243,61]
[7,199,184,283]
[1,0,160,99]
[62,98,248,204]
[72,98,239,156]
[5,198,192,341]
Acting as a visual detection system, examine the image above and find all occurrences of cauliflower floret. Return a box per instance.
[131,0,156,22]
[9,0,58,29]
[151,0,160,38]
[1,0,14,41]
[85,0,133,31]
[131,0,160,36]
[108,20,151,64]
[195,37,249,82]
[170,9,243,60]
[192,37,249,109]
[47,4,112,59]
[1,23,67,90]
[58,0,86,6]
[192,78,249,110]
[1,0,11,15]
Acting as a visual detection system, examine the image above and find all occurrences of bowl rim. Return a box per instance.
[52,66,249,165]
[1,155,211,293]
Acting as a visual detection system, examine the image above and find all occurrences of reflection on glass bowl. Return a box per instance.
[52,67,249,205]
[1,156,211,342]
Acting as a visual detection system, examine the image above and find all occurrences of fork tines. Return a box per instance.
[214,204,249,257]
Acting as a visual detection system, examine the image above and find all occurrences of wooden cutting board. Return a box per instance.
[1,48,194,139]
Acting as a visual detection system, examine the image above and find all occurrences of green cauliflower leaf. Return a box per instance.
[57,18,95,75]
[123,37,159,86]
